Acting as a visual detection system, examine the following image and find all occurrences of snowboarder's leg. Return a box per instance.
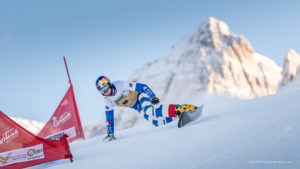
[138,93,164,126]
[137,93,177,126]
[105,110,114,135]
[168,104,197,117]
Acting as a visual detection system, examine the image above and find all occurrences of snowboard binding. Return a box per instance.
[175,104,197,117]
[177,104,203,128]
[103,134,116,143]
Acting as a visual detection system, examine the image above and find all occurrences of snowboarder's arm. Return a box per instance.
[121,81,156,98]
[135,83,156,98]
[104,98,114,135]
[105,110,114,135]
[122,81,156,99]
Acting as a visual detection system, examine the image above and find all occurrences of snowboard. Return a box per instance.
[178,104,204,128]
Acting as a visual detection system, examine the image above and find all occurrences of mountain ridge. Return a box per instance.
[129,17,282,101]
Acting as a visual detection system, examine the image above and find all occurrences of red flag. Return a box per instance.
[0,111,73,169]
[38,85,84,143]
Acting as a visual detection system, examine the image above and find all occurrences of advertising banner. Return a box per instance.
[0,111,73,169]
[38,85,84,143]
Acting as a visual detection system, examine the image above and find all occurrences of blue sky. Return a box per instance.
[1,0,300,125]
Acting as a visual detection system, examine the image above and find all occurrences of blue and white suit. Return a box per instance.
[104,81,177,135]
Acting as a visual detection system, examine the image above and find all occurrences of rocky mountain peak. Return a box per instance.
[195,17,232,50]
[281,49,300,86]
[198,17,230,37]
[130,17,282,101]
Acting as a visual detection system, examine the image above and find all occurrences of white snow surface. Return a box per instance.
[46,89,300,169]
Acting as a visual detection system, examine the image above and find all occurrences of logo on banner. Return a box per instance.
[61,100,69,106]
[0,153,11,164]
[0,144,45,167]
[0,128,19,145]
[27,147,43,157]
[45,127,77,140]
[52,112,72,127]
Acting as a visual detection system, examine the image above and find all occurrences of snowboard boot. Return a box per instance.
[175,104,197,117]
[103,134,116,143]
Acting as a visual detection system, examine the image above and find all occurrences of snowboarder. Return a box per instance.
[96,76,198,142]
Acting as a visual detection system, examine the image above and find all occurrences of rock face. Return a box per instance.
[130,17,282,101]
[280,49,300,90]
[281,49,300,85]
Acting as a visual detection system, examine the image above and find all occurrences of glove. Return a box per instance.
[150,96,160,105]
[103,134,116,143]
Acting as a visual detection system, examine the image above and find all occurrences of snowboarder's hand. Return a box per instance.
[151,96,160,105]
[103,134,116,143]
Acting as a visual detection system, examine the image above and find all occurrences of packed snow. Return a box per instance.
[35,89,300,169]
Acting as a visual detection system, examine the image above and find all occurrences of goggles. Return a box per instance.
[99,84,110,95]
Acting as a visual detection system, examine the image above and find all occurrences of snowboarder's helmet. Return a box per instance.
[96,76,112,95]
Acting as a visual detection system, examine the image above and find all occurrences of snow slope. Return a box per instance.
[46,89,300,169]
